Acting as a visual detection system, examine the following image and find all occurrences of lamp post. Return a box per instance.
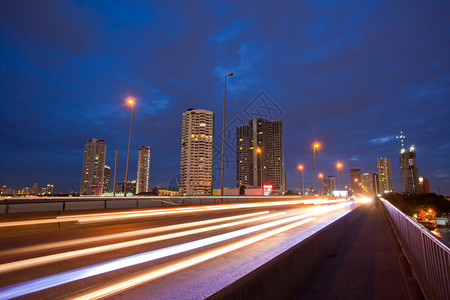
[336,162,342,195]
[313,143,320,193]
[221,72,234,197]
[124,97,135,197]
[257,148,263,190]
[319,173,323,194]
[298,165,304,195]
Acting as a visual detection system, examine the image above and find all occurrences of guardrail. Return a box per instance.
[381,198,450,300]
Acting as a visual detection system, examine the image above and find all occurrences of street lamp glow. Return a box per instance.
[336,162,342,193]
[313,142,320,193]
[124,97,136,197]
[298,164,304,195]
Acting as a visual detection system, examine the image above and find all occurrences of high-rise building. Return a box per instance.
[236,118,286,191]
[180,109,214,196]
[136,146,151,194]
[103,165,111,194]
[361,173,374,196]
[322,176,336,196]
[350,167,362,195]
[399,146,420,194]
[80,138,106,195]
[372,172,380,196]
[46,184,54,195]
[419,176,430,194]
[377,157,393,193]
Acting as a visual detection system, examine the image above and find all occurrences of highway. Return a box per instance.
[0,198,359,299]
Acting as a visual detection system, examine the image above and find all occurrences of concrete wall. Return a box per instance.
[209,206,363,300]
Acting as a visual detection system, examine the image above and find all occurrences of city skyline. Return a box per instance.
[1,1,449,194]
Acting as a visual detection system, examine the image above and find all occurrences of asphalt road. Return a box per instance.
[0,198,358,299]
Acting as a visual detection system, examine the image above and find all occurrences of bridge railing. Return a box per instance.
[381,198,450,300]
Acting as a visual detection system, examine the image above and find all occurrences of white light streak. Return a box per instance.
[74,217,316,300]
[0,211,280,274]
[0,212,313,299]
[0,211,268,257]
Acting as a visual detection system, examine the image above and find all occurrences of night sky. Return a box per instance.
[1,1,449,194]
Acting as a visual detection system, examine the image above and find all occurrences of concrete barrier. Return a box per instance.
[65,201,105,210]
[7,202,64,213]
[209,206,363,300]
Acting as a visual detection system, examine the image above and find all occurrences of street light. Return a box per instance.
[319,173,323,194]
[221,72,234,197]
[298,165,304,195]
[124,97,135,197]
[257,148,263,190]
[313,143,320,193]
[336,162,342,194]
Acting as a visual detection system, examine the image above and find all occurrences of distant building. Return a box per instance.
[158,187,180,196]
[103,165,111,194]
[236,117,286,192]
[372,172,380,196]
[419,176,430,194]
[117,180,136,195]
[46,184,54,195]
[350,167,362,195]
[361,173,374,196]
[180,109,214,196]
[31,183,39,195]
[377,157,393,193]
[80,138,106,195]
[322,176,336,196]
[399,146,420,194]
[136,146,151,194]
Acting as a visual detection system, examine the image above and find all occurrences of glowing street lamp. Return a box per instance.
[298,165,304,195]
[313,143,320,193]
[124,97,135,197]
[319,173,323,194]
[257,148,263,189]
[221,72,234,197]
[336,162,342,193]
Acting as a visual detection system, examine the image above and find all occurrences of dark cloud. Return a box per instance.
[0,0,449,194]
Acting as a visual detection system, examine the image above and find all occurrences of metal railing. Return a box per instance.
[382,198,450,300]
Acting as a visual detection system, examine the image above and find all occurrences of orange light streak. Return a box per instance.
[74,217,316,299]
[0,211,283,274]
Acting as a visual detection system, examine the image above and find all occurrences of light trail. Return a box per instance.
[0,211,268,257]
[74,217,316,300]
[0,212,314,299]
[0,211,284,274]
[0,198,347,228]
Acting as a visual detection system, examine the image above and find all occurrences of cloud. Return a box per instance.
[369,135,397,144]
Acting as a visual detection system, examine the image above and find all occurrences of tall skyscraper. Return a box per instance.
[103,165,111,194]
[80,138,106,195]
[361,173,374,196]
[399,145,420,194]
[180,109,214,196]
[322,176,336,196]
[372,172,380,196]
[136,146,151,194]
[377,157,393,193]
[236,117,286,191]
[350,167,362,195]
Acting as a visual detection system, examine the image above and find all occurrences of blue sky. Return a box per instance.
[1,0,449,194]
